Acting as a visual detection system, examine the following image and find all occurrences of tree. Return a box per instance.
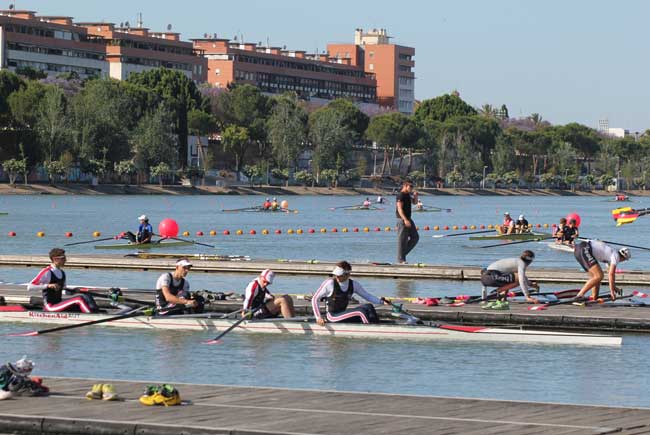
[242,164,263,187]
[127,68,206,168]
[35,85,68,162]
[2,158,27,185]
[0,70,25,125]
[414,93,477,124]
[309,108,354,182]
[14,66,47,81]
[324,99,369,142]
[446,169,463,188]
[366,112,417,175]
[131,105,179,172]
[150,162,172,186]
[267,93,307,185]
[187,108,217,173]
[222,125,250,180]
[294,170,314,186]
[540,172,556,188]
[43,160,66,184]
[114,160,137,184]
[320,169,338,187]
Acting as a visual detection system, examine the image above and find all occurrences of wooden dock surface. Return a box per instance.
[1,377,648,434]
[2,253,650,284]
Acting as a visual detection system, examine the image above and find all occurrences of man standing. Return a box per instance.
[396,179,419,264]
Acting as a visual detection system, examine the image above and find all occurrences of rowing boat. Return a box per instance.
[0,308,621,346]
[547,242,574,253]
[343,206,384,211]
[124,253,250,261]
[413,208,443,213]
[469,232,552,241]
[222,207,296,213]
[95,240,194,250]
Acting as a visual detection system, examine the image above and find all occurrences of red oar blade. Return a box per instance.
[203,339,223,345]
[7,331,39,337]
[527,305,547,311]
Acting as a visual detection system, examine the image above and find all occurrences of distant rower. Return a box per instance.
[515,214,529,233]
[362,197,371,208]
[125,215,153,244]
[496,212,515,235]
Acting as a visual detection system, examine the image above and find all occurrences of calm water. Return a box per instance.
[1,194,650,406]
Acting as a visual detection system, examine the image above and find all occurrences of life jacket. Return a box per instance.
[155,273,185,307]
[326,279,354,313]
[42,267,66,304]
[249,280,269,309]
[503,216,513,226]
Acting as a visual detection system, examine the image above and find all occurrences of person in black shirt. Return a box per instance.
[396,179,419,264]
[563,219,579,245]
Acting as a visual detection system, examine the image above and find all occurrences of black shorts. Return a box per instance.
[574,241,598,271]
[252,304,277,320]
[480,269,515,287]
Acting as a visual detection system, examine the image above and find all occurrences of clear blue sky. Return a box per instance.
[9,0,650,131]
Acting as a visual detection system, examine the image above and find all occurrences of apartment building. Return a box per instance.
[193,37,376,103]
[0,9,206,82]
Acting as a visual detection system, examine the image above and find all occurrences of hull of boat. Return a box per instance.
[547,242,574,253]
[94,241,193,250]
[0,310,621,346]
[469,232,551,241]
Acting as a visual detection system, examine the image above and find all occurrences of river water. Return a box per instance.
[1,194,649,406]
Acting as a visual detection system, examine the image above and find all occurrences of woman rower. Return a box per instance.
[312,261,390,325]
[28,248,99,313]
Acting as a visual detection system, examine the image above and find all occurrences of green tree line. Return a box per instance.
[1,67,648,189]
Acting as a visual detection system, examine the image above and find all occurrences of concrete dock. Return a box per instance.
[2,253,650,284]
[1,377,648,434]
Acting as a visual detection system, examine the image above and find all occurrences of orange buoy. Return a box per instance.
[37,231,45,237]
[209,230,217,236]
[182,231,190,237]
[297,229,303,234]
[342,228,348,233]
[262,229,269,235]
[93,231,101,237]
[287,229,294,234]
[236,229,243,235]
[433,225,439,231]
[385,226,391,232]
[470,225,476,230]
[452,225,458,230]
[363,227,370,232]
[320,228,326,233]
[544,223,549,228]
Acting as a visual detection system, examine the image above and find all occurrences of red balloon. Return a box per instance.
[565,213,581,227]
[158,218,179,237]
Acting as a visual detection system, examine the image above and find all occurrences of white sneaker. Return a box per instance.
[0,389,13,400]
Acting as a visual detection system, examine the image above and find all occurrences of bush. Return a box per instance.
[321,169,338,187]
[2,159,27,185]
[294,170,314,186]
[43,160,66,184]
[150,162,172,186]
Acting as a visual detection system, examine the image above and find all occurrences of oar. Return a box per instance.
[423,207,453,212]
[69,287,154,306]
[479,236,554,249]
[613,208,650,226]
[594,239,650,252]
[154,233,215,249]
[203,309,254,345]
[528,292,633,311]
[432,229,493,238]
[64,236,119,247]
[8,306,152,336]
[330,204,363,211]
[221,206,260,212]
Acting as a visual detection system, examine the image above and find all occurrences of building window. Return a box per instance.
[215,68,221,75]
[368,64,374,71]
[369,51,374,58]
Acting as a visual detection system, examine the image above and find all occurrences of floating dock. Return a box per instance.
[0,377,647,435]
[1,254,650,284]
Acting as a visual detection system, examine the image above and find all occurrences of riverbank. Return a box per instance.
[0,183,645,196]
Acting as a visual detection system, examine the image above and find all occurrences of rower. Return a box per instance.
[155,259,197,315]
[125,215,153,244]
[496,212,515,235]
[563,219,579,246]
[312,261,391,325]
[242,269,295,319]
[362,197,371,209]
[553,218,568,244]
[28,248,99,313]
[271,197,279,211]
[515,214,529,233]
[376,195,385,204]
[480,250,540,308]
[415,199,424,210]
[262,198,271,210]
[574,240,631,301]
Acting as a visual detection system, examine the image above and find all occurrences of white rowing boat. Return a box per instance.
[0,308,621,346]
[547,242,574,253]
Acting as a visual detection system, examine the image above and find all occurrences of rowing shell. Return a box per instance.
[469,232,552,241]
[94,240,194,250]
[0,309,621,346]
[547,242,574,253]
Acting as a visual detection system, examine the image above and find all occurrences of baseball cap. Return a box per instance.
[138,214,148,221]
[260,269,275,284]
[519,214,525,220]
[504,212,510,216]
[8,356,34,375]
[176,259,192,268]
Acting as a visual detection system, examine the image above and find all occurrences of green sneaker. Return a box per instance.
[481,301,497,310]
[491,300,510,310]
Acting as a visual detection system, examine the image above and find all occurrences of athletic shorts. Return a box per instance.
[574,241,598,271]
[252,304,277,320]
[480,269,515,287]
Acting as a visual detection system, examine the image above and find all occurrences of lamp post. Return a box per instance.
[372,142,378,176]
[481,166,488,189]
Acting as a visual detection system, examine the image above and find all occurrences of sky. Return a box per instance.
[6,0,650,131]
